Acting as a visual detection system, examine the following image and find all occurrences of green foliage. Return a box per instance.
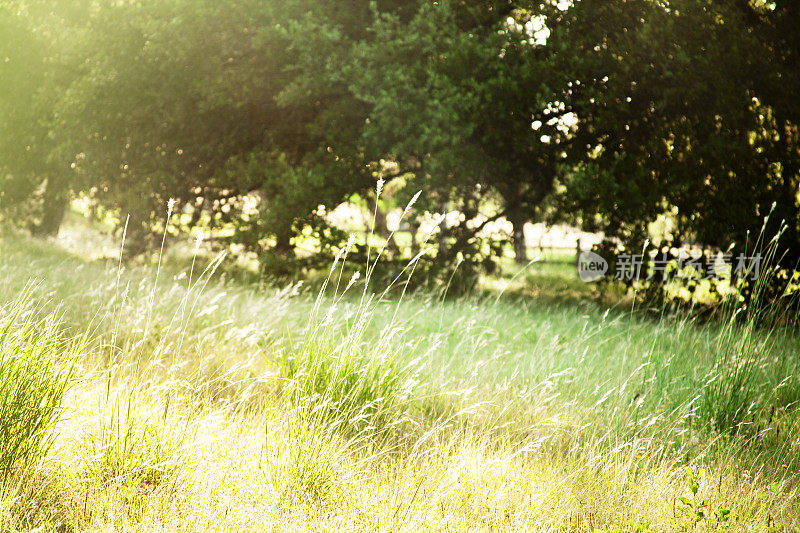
[698,221,796,434]
[1,0,798,298]
[674,468,732,530]
[273,317,417,437]
[267,416,348,504]
[0,296,78,485]
[557,0,800,269]
[80,394,186,487]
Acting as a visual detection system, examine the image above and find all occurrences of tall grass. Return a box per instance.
[80,372,190,487]
[265,413,352,504]
[0,292,79,486]
[77,209,228,489]
[273,331,420,436]
[270,184,433,445]
[0,206,799,530]
[699,217,799,434]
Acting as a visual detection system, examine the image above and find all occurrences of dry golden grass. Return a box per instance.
[10,377,796,532]
[0,221,798,532]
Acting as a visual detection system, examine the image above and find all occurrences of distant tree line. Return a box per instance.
[1,0,798,291]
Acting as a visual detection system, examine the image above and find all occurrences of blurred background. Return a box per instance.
[1,0,798,302]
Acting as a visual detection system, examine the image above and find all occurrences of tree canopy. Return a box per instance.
[1,0,798,289]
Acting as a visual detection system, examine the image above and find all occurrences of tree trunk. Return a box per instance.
[274,229,293,255]
[409,217,421,257]
[366,195,399,256]
[509,210,528,264]
[438,200,448,262]
[33,176,68,237]
[778,116,800,266]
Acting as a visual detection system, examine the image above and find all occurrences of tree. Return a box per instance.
[0,4,73,235]
[3,0,797,294]
[52,0,410,259]
[553,0,799,268]
[350,1,575,270]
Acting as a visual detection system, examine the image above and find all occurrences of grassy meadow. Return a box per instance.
[0,220,799,532]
